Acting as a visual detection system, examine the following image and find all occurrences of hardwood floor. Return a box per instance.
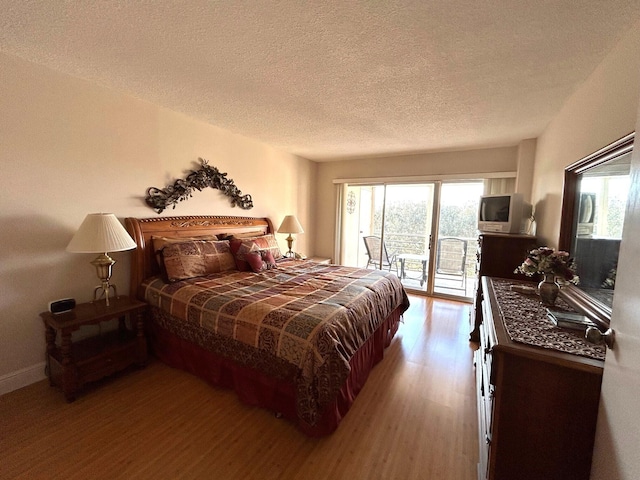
[0,295,479,480]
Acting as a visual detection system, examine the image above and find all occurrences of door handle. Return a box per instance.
[585,327,615,349]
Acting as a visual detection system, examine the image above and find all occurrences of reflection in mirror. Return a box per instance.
[571,152,630,308]
[559,132,634,327]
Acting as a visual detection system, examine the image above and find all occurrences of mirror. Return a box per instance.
[559,132,634,327]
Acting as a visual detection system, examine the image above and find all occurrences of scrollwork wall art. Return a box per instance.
[145,158,254,214]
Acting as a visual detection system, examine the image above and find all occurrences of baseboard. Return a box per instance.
[0,362,47,396]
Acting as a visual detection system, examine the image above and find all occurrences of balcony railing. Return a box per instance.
[372,232,476,278]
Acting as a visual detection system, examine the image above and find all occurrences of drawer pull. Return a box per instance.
[585,327,615,349]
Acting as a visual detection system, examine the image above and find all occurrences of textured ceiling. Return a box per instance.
[1,1,640,161]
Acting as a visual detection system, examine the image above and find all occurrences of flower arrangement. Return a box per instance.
[514,247,579,284]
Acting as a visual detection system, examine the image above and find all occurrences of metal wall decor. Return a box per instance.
[145,158,254,213]
[346,191,357,214]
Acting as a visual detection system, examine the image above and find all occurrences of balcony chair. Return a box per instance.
[436,237,468,290]
[363,236,398,275]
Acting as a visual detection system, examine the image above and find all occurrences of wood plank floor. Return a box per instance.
[0,295,479,480]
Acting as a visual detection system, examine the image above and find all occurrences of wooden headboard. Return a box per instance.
[125,215,274,300]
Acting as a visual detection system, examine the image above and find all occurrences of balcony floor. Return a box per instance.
[397,268,474,299]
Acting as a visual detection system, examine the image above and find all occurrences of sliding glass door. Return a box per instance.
[341,183,436,293]
[385,184,436,292]
[433,182,483,299]
[340,179,483,300]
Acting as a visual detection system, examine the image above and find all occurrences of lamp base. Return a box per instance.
[93,282,118,306]
[285,234,295,258]
[91,253,119,306]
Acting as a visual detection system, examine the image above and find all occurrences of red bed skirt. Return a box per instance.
[148,305,403,436]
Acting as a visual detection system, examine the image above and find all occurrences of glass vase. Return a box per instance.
[538,273,560,306]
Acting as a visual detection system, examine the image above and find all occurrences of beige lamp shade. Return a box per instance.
[66,213,136,306]
[277,215,304,234]
[67,213,136,253]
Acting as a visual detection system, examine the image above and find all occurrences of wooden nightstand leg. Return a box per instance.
[60,332,76,402]
[44,325,56,386]
[135,310,147,366]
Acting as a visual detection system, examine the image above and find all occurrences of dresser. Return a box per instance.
[476,277,604,480]
[470,233,537,341]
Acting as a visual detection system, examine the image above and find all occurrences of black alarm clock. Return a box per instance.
[48,298,76,314]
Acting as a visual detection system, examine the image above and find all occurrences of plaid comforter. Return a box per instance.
[142,259,409,425]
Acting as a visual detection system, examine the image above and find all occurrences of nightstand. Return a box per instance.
[40,296,147,401]
[308,257,331,264]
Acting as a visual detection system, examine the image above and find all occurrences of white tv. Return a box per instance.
[477,193,528,234]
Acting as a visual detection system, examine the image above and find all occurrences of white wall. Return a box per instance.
[532,21,640,247]
[0,53,315,393]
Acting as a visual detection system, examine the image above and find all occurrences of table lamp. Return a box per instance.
[66,213,137,306]
[277,215,304,258]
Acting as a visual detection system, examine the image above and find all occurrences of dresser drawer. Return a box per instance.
[479,321,494,382]
[478,327,494,432]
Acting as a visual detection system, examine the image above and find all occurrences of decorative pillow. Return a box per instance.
[230,234,283,271]
[245,250,278,273]
[162,240,236,282]
[261,250,277,267]
[151,235,217,272]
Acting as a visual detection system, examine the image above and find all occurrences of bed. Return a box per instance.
[125,215,409,436]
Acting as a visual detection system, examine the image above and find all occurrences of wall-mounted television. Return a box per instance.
[477,193,528,234]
